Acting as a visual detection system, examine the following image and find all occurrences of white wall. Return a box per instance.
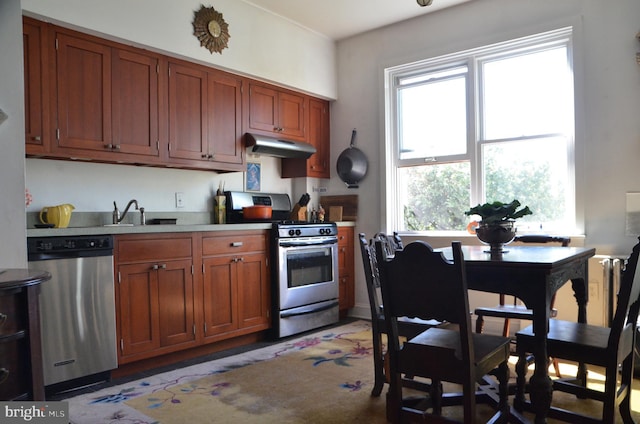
[21,0,337,99]
[0,0,28,267]
[330,0,640,318]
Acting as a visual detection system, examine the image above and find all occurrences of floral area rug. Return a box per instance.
[67,320,386,424]
[67,319,640,423]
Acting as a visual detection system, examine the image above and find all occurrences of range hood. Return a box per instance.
[245,133,316,159]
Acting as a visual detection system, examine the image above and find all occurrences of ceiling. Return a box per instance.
[241,0,473,41]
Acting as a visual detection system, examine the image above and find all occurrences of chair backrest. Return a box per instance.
[376,240,473,351]
[514,235,571,246]
[359,233,382,319]
[608,237,640,350]
[358,232,404,320]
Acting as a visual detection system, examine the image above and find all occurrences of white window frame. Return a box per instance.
[383,27,576,235]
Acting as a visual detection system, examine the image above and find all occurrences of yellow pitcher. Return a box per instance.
[40,204,75,228]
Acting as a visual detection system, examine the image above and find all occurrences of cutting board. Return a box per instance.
[320,195,358,221]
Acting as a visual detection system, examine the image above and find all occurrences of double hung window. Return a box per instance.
[385,27,575,233]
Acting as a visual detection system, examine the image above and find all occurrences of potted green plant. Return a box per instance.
[464,200,532,252]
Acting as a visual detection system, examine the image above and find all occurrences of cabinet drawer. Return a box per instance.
[202,235,266,256]
[0,338,29,400]
[117,236,192,262]
[0,291,25,337]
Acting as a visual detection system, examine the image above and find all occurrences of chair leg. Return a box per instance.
[371,332,385,397]
[551,357,561,378]
[430,380,443,415]
[497,360,510,414]
[476,314,485,333]
[618,356,635,424]
[602,362,620,423]
[386,374,403,424]
[502,317,511,337]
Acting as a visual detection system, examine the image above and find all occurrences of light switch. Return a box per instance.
[175,192,185,208]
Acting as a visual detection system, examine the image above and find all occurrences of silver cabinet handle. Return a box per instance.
[230,242,243,247]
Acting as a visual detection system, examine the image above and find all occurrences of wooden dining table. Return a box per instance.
[438,244,596,424]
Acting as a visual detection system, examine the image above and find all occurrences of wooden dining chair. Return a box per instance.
[474,235,570,377]
[376,240,512,423]
[514,237,640,424]
[358,232,441,397]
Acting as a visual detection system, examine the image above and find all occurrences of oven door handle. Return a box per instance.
[280,301,339,318]
[279,239,337,248]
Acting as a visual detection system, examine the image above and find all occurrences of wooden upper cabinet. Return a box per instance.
[53,30,113,153]
[53,28,164,163]
[23,17,49,154]
[168,61,208,162]
[23,18,331,174]
[111,48,163,160]
[168,61,244,171]
[207,71,244,168]
[281,97,330,178]
[246,82,307,141]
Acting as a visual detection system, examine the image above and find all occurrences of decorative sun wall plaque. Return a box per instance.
[193,5,230,54]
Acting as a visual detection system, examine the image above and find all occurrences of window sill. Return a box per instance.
[396,231,585,248]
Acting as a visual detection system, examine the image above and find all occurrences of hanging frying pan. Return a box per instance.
[336,129,368,188]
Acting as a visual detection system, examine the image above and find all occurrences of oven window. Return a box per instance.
[286,247,333,288]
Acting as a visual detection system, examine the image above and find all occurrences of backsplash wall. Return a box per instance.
[25,154,293,215]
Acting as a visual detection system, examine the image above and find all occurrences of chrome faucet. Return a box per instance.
[113,199,143,224]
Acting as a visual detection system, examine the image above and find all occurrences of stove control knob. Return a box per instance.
[295,229,302,236]
[288,229,295,236]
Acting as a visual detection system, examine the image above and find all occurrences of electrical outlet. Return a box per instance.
[175,192,185,208]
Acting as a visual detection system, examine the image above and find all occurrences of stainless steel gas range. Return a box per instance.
[224,191,340,338]
[271,221,339,338]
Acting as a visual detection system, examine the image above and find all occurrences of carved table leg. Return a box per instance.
[529,364,553,424]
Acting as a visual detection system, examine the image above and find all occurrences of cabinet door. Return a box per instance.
[247,83,306,140]
[337,227,355,311]
[247,84,278,134]
[306,98,330,178]
[112,48,162,159]
[207,71,243,168]
[278,91,306,140]
[168,61,208,161]
[54,31,112,152]
[237,252,270,330]
[118,262,160,357]
[157,259,196,347]
[202,255,238,338]
[23,17,49,154]
[281,97,330,178]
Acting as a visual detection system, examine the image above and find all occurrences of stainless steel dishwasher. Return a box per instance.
[27,235,117,395]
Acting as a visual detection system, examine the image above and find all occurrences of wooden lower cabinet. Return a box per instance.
[200,231,270,343]
[337,226,355,314]
[116,234,197,363]
[115,231,270,365]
